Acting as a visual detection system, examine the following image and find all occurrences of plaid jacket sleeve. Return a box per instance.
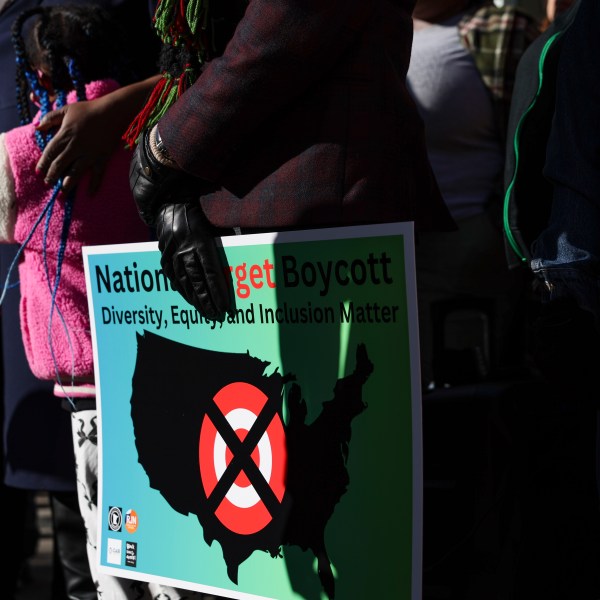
[157,0,376,181]
[459,3,541,141]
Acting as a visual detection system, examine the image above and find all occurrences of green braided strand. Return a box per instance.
[186,0,207,35]
[153,0,178,40]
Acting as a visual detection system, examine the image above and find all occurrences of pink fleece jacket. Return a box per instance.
[4,79,150,382]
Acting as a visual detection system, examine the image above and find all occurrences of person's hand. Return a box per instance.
[35,75,163,194]
[156,202,234,322]
[35,100,121,194]
[128,126,198,226]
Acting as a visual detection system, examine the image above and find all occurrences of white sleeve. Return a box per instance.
[0,132,17,243]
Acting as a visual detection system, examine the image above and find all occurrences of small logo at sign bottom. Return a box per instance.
[108,506,122,532]
[125,541,137,567]
[107,538,122,565]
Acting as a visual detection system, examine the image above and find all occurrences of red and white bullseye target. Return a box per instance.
[199,382,286,535]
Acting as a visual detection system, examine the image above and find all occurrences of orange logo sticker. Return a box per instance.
[125,509,138,533]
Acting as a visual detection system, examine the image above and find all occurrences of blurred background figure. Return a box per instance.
[408,0,539,390]
[407,1,542,598]
[503,0,600,595]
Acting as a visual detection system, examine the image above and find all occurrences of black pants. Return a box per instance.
[51,490,96,600]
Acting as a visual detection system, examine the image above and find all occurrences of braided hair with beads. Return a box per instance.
[12,4,136,129]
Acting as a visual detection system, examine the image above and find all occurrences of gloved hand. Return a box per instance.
[129,126,198,226]
[156,202,234,322]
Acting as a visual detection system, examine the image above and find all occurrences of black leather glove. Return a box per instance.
[129,127,198,226]
[156,202,234,322]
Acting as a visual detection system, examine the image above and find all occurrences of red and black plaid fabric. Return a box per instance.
[158,0,456,232]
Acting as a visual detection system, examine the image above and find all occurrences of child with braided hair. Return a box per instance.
[0,5,209,598]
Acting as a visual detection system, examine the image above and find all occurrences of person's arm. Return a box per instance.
[35,74,161,194]
[157,0,376,180]
[0,133,17,243]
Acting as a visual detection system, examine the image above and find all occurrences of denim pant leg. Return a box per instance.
[530,186,600,324]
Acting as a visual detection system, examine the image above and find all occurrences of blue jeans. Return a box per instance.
[531,185,600,323]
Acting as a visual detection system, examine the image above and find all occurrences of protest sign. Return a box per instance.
[83,222,422,599]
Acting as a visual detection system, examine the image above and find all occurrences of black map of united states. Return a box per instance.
[130,331,373,599]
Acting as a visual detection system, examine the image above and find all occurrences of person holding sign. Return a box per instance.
[124,3,455,597]
[126,0,456,319]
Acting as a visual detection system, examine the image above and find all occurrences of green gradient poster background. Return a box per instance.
[83,223,422,600]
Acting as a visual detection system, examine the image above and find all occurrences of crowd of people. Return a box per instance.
[0,0,596,598]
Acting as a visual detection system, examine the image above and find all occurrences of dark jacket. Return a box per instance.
[502,0,581,268]
[158,0,455,232]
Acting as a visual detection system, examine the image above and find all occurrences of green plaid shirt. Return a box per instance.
[459,3,541,142]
